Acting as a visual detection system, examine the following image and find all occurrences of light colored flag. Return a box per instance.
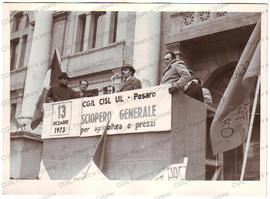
[72,158,109,181]
[243,42,261,91]
[92,119,110,171]
[73,120,110,180]
[30,49,63,130]
[210,21,261,155]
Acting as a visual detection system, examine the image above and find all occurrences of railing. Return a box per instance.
[176,12,229,28]
[166,12,260,43]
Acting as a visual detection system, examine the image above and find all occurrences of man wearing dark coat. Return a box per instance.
[117,64,142,92]
[184,78,204,103]
[184,78,213,105]
[46,72,75,102]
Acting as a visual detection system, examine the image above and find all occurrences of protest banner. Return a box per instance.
[42,85,172,138]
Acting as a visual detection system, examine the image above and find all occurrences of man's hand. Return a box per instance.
[168,84,179,94]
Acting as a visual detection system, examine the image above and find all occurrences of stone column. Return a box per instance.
[116,12,128,42]
[102,12,112,46]
[132,12,161,87]
[83,12,94,50]
[15,90,24,119]
[95,14,106,48]
[19,11,53,132]
[63,13,76,56]
[14,37,24,68]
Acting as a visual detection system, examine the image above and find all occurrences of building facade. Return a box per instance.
[9,11,260,180]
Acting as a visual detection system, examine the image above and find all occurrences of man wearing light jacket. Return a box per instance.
[160,51,192,94]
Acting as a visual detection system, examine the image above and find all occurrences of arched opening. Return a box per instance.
[12,12,23,32]
[204,62,236,108]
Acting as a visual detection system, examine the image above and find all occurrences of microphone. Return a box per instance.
[111,73,121,80]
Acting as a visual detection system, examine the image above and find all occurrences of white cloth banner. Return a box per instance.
[153,157,188,181]
[42,85,171,139]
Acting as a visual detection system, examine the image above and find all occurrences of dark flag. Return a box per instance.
[210,20,261,155]
[30,49,63,130]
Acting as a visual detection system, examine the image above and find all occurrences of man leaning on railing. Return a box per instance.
[46,72,76,102]
[160,51,192,94]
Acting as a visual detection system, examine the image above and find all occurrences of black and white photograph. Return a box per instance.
[1,1,268,197]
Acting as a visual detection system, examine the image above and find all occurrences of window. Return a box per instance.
[10,39,19,70]
[12,12,23,32]
[75,14,86,53]
[10,12,32,71]
[91,13,98,49]
[74,11,115,52]
[103,86,112,94]
[10,103,17,123]
[109,12,118,43]
[90,12,106,49]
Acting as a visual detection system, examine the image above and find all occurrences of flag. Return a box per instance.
[92,120,110,171]
[210,21,261,155]
[73,120,110,180]
[243,42,261,91]
[30,49,63,130]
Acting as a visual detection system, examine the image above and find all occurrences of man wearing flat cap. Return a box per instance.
[117,64,142,92]
[46,72,76,102]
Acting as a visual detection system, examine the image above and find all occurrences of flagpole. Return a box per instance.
[240,76,261,180]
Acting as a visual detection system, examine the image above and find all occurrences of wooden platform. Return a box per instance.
[41,91,207,180]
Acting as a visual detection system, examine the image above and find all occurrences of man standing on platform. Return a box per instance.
[46,72,75,102]
[184,78,213,105]
[117,64,142,92]
[160,52,192,94]
[74,80,93,98]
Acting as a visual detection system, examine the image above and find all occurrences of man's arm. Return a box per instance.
[71,89,79,99]
[71,91,79,99]
[202,88,213,105]
[134,79,142,89]
[172,62,192,90]
[46,87,53,102]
